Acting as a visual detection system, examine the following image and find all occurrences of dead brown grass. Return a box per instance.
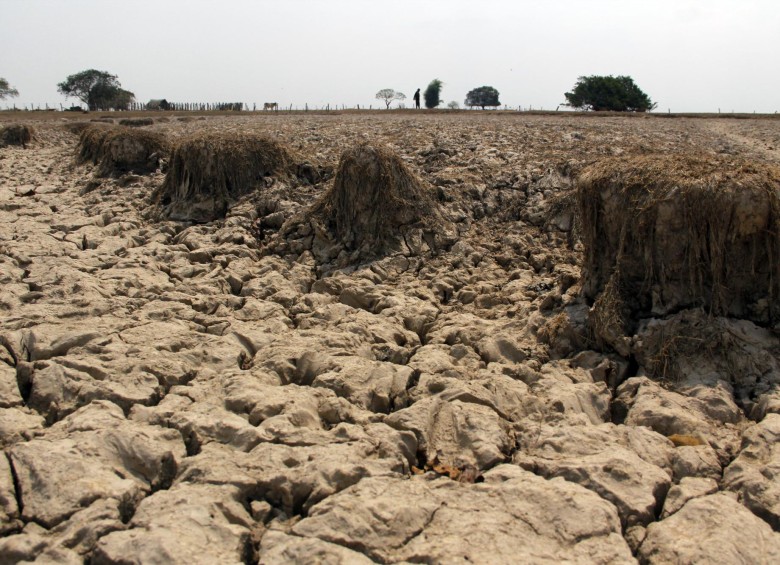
[0,124,36,148]
[77,124,169,177]
[119,118,154,127]
[579,153,780,330]
[155,130,296,222]
[77,124,114,164]
[639,309,773,389]
[310,143,441,255]
[589,269,629,354]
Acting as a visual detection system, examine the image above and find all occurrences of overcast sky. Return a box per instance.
[2,0,778,112]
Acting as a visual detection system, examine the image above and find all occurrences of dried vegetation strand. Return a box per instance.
[632,308,780,418]
[309,143,449,258]
[77,124,169,177]
[155,131,297,222]
[0,124,36,148]
[578,153,780,335]
[77,123,114,164]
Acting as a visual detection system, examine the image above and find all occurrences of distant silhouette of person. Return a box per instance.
[413,88,421,109]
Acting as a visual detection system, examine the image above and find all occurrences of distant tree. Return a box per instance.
[424,79,443,109]
[465,86,500,109]
[88,82,135,111]
[564,75,656,112]
[447,101,459,110]
[58,69,135,111]
[375,88,406,109]
[0,77,19,99]
[108,88,135,111]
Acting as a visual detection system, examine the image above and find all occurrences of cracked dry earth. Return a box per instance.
[1,112,780,564]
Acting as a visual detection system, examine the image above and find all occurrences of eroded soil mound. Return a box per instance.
[77,124,169,178]
[579,153,780,350]
[281,143,456,266]
[0,124,35,148]
[155,131,296,222]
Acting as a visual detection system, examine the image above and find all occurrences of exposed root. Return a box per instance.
[579,153,780,350]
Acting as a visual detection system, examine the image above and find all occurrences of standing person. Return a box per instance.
[413,88,421,109]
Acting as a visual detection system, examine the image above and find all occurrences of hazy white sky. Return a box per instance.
[2,0,779,112]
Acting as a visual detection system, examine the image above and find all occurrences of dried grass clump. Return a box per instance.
[641,319,718,383]
[632,309,780,413]
[119,117,154,127]
[77,124,114,163]
[0,124,36,148]
[155,131,296,222]
[579,153,780,333]
[588,271,630,355]
[308,143,447,258]
[77,124,169,177]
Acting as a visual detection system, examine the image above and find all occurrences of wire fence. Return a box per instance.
[1,101,545,113]
[4,102,774,115]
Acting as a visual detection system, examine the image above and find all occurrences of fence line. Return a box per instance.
[18,103,765,114]
[1,102,369,112]
[2,102,524,112]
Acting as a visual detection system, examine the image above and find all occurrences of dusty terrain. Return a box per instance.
[1,111,780,564]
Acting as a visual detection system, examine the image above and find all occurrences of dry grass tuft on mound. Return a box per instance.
[307,143,450,259]
[154,131,296,222]
[77,124,169,177]
[578,153,780,348]
[0,124,36,148]
[76,123,113,163]
[119,117,154,127]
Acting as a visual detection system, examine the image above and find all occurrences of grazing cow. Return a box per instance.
[263,102,278,111]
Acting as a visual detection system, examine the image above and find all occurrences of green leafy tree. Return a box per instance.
[58,69,135,111]
[375,88,406,109]
[88,83,135,111]
[447,101,459,110]
[465,86,500,109]
[0,77,19,99]
[564,75,656,112]
[424,79,443,109]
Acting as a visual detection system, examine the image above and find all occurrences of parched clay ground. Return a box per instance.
[1,112,780,564]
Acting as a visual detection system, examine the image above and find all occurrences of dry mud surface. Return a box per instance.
[1,112,780,564]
